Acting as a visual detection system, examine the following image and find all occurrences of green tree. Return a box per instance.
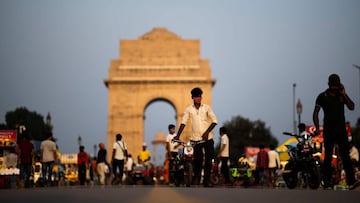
[215,115,278,165]
[0,107,52,141]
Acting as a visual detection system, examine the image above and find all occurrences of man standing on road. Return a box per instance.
[111,133,127,185]
[96,143,107,185]
[40,132,57,186]
[313,73,359,190]
[267,144,280,187]
[77,145,89,185]
[218,126,231,185]
[174,87,218,187]
[166,124,180,185]
[17,133,34,187]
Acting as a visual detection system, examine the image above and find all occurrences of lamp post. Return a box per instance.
[17,124,26,141]
[78,135,82,147]
[19,125,26,135]
[296,99,303,133]
[293,83,296,133]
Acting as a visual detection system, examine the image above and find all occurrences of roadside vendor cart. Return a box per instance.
[0,130,20,189]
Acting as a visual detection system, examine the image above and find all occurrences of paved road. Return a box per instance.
[2,185,359,203]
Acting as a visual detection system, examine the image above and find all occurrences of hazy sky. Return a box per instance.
[1,0,359,165]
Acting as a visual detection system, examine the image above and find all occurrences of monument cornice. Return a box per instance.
[104,78,216,86]
[116,65,200,70]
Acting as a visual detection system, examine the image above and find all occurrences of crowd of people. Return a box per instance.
[3,74,360,190]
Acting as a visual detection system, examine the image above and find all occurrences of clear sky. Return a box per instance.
[1,0,359,165]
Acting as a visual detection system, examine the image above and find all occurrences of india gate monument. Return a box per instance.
[104,27,216,161]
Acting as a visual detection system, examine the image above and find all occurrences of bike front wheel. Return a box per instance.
[307,165,321,189]
[184,162,193,187]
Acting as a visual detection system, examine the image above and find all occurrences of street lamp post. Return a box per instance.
[293,83,296,133]
[19,125,26,135]
[78,135,82,147]
[17,124,26,141]
[296,99,303,133]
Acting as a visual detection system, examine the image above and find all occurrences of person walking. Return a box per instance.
[17,133,34,187]
[40,132,57,186]
[111,133,127,185]
[77,145,89,185]
[174,87,218,187]
[256,144,269,187]
[125,154,134,176]
[166,124,180,185]
[267,144,280,187]
[96,143,107,185]
[217,126,231,185]
[313,73,359,190]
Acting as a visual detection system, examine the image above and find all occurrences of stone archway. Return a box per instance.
[104,27,216,161]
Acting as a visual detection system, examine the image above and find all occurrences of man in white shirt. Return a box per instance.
[166,124,180,185]
[218,126,230,184]
[267,144,280,187]
[40,132,57,186]
[174,87,218,187]
[111,133,127,185]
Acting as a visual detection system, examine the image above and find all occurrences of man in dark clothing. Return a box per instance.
[18,133,34,187]
[313,73,358,190]
[256,144,269,186]
[96,143,107,185]
[77,145,89,185]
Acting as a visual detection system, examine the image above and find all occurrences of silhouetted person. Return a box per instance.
[313,73,358,190]
[77,145,89,185]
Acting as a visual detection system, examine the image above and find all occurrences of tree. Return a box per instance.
[0,107,52,141]
[215,115,278,165]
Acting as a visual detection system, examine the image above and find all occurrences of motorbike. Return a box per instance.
[230,156,254,187]
[125,164,154,185]
[172,139,205,187]
[282,131,321,189]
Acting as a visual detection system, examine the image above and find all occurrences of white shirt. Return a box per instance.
[113,141,127,160]
[126,157,134,171]
[350,146,359,162]
[220,134,229,157]
[268,150,280,168]
[181,103,218,141]
[40,139,57,162]
[166,133,178,153]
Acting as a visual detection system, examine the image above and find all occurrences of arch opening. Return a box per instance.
[144,98,176,166]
